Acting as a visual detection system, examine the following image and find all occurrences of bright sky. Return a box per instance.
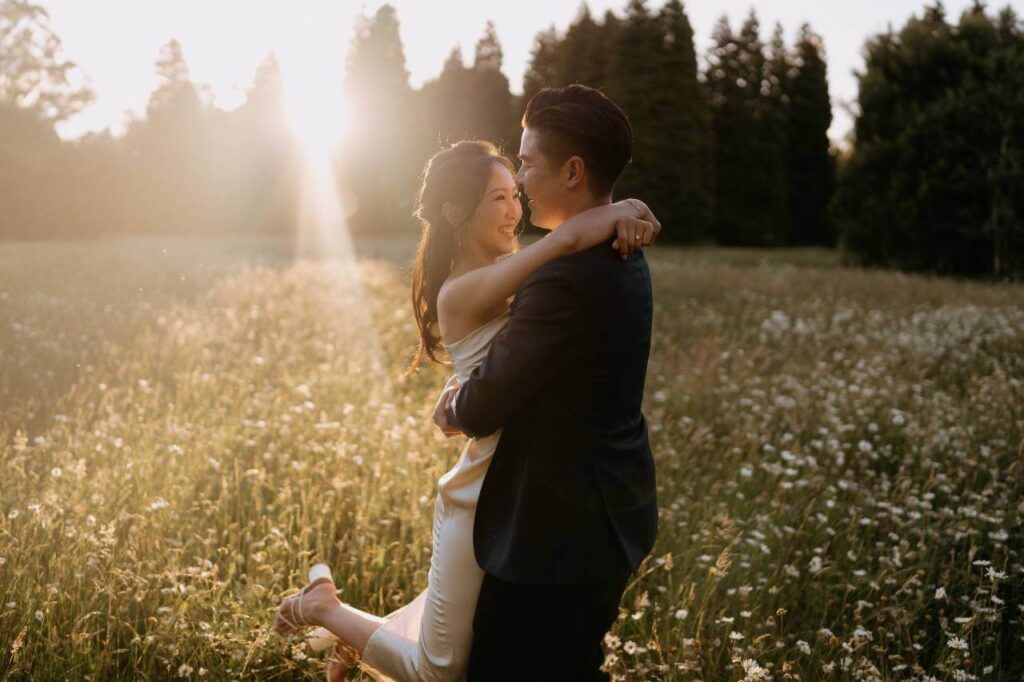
[45,0,1002,146]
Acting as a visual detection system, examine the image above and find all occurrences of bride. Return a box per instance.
[272,140,659,681]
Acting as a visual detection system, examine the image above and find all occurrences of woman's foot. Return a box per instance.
[325,641,360,682]
[274,574,340,640]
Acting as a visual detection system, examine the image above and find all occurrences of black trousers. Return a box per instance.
[466,567,631,681]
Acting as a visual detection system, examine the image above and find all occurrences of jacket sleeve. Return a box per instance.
[445,265,579,439]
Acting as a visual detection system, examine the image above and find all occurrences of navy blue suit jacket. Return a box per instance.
[445,237,658,584]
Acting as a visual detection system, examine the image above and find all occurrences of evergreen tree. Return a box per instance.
[470,21,518,149]
[705,15,757,244]
[523,26,559,104]
[558,5,612,89]
[121,39,213,233]
[761,22,792,244]
[338,4,417,233]
[787,24,835,246]
[833,2,1024,275]
[606,1,663,205]
[145,40,203,131]
[705,11,791,245]
[226,54,300,235]
[420,45,473,145]
[645,0,713,240]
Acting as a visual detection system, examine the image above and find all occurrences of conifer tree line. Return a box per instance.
[1,0,1021,276]
[832,2,1024,277]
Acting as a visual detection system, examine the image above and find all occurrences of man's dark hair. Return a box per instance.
[521,84,633,197]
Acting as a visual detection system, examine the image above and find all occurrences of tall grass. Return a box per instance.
[1,238,1022,680]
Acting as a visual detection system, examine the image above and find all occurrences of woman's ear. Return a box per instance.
[563,156,586,189]
[442,202,467,227]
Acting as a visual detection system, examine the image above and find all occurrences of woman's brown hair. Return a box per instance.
[408,140,516,372]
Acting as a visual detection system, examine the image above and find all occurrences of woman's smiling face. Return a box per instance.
[462,162,523,258]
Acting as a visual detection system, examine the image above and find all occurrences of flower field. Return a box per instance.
[1,237,1022,680]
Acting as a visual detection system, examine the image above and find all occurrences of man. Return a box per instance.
[434,84,658,680]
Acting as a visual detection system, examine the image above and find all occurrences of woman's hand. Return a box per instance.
[611,217,658,260]
[610,199,662,260]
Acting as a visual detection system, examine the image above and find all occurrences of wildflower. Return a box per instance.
[852,626,873,640]
[729,631,745,641]
[947,636,969,651]
[797,639,811,655]
[51,467,62,479]
[935,586,947,600]
[674,608,688,620]
[741,658,771,681]
[985,567,1006,580]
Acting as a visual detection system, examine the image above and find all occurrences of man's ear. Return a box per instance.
[442,202,468,227]
[563,156,586,189]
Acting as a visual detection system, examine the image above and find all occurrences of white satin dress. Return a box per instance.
[360,310,510,682]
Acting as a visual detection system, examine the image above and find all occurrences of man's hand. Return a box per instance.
[433,374,464,438]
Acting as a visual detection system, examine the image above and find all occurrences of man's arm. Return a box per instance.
[444,265,579,439]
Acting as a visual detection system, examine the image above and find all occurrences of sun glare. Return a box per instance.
[275,55,354,263]
[280,64,350,157]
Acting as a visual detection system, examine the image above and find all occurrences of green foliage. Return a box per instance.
[833,3,1024,277]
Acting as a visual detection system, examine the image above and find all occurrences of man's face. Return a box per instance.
[516,127,571,230]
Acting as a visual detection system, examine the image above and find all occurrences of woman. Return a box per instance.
[273,140,659,681]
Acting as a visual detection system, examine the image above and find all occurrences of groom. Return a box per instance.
[433,84,658,680]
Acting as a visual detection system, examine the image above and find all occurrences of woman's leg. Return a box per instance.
[360,496,484,681]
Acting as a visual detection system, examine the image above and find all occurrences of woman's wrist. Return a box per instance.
[624,198,644,218]
[553,222,581,254]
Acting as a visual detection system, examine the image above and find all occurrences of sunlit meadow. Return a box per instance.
[1,237,1022,680]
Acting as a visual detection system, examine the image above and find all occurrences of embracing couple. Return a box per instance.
[273,84,661,681]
